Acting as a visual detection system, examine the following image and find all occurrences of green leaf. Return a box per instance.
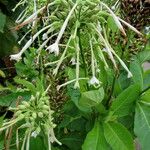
[30,136,47,150]
[130,60,143,89]
[104,122,135,150]
[0,91,31,107]
[0,12,6,33]
[143,70,150,89]
[82,121,110,150]
[140,89,150,105]
[110,84,140,117]
[60,133,83,150]
[79,88,104,108]
[136,51,150,64]
[107,16,118,33]
[14,78,36,94]
[134,103,150,150]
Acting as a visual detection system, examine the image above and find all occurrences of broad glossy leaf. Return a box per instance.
[110,84,140,117]
[134,103,150,150]
[104,122,135,150]
[82,121,110,150]
[79,88,104,108]
[0,12,6,33]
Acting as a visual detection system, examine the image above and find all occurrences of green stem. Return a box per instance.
[140,86,150,95]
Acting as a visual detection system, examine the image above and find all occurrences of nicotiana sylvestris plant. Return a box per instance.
[0,0,144,149]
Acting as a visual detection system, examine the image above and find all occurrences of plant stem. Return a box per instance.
[140,86,150,95]
[106,71,118,109]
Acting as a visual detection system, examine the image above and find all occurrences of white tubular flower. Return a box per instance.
[127,72,133,78]
[100,2,126,36]
[10,24,52,61]
[49,129,62,145]
[47,3,77,56]
[10,53,22,61]
[42,33,48,41]
[89,76,100,85]
[46,42,59,56]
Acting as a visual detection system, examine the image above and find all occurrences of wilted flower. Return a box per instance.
[10,53,22,61]
[89,76,100,85]
[46,42,59,56]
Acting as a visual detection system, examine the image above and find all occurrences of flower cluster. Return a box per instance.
[0,92,61,150]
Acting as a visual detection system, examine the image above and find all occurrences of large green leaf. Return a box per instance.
[79,88,104,108]
[130,60,143,89]
[110,84,140,117]
[104,122,135,150]
[82,121,110,150]
[0,12,6,33]
[134,103,150,150]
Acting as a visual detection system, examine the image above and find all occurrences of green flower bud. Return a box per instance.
[32,112,37,119]
[43,110,49,115]
[30,95,35,101]
[29,117,34,122]
[22,101,30,107]
[18,105,26,110]
[42,105,49,110]
[38,112,43,118]
[18,114,25,119]
[15,110,22,116]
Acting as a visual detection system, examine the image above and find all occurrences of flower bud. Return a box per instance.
[38,112,43,118]
[15,110,22,116]
[32,112,37,119]
[43,110,49,115]
[18,105,26,110]
[22,101,30,107]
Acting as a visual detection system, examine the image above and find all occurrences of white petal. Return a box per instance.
[31,131,38,138]
[46,43,59,56]
[89,76,100,85]
[10,53,22,61]
[42,33,48,40]
[127,72,133,78]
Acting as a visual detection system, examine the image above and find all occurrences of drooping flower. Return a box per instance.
[89,76,100,85]
[47,3,77,56]
[46,42,59,56]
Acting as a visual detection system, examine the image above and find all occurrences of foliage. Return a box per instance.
[0,0,150,150]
